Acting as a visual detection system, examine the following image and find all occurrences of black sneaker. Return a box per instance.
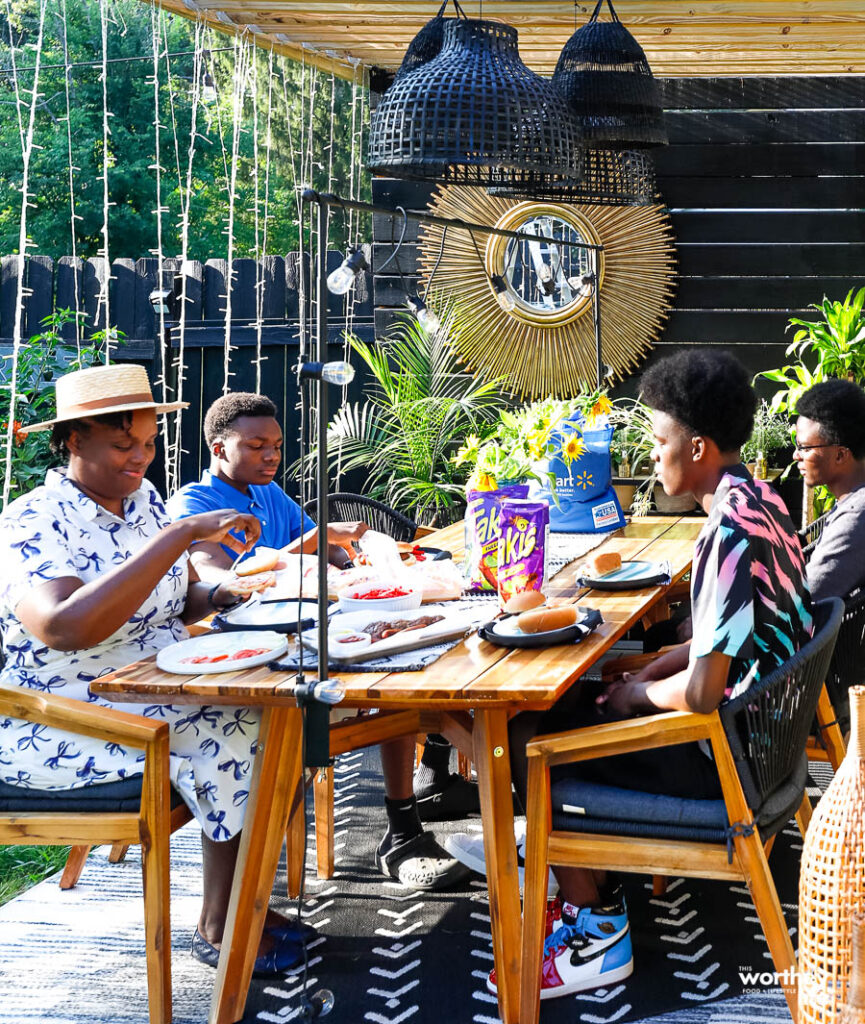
[415,772,481,821]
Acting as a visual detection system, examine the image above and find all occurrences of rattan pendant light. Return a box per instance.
[368,18,584,193]
[393,0,467,81]
[552,0,667,149]
[490,147,657,206]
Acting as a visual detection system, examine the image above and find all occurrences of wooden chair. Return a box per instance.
[0,686,192,1024]
[519,597,844,1024]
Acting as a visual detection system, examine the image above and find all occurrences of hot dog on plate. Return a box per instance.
[516,605,579,634]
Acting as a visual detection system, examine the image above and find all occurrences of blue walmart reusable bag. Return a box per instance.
[529,416,626,533]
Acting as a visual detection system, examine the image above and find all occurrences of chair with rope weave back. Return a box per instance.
[519,597,843,1024]
[799,510,830,561]
[302,492,420,544]
[809,586,865,770]
[0,686,192,1024]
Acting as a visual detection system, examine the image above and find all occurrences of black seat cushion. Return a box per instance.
[550,753,808,844]
[0,775,186,813]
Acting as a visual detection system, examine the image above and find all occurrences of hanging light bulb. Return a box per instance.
[326,248,368,295]
[201,71,218,104]
[567,272,595,299]
[491,274,516,312]
[537,263,556,296]
[406,294,441,335]
[299,361,356,385]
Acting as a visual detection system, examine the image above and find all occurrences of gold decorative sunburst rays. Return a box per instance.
[418,185,677,398]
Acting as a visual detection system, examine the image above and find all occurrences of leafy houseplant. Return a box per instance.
[740,400,791,473]
[757,286,865,523]
[1,311,105,505]
[609,397,657,515]
[303,313,508,527]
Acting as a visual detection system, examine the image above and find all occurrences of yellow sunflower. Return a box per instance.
[559,432,586,467]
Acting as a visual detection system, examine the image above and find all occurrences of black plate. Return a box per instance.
[479,608,603,649]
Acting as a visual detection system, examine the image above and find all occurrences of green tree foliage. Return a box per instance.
[0,0,369,261]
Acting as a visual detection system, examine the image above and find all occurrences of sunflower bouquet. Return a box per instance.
[454,389,612,493]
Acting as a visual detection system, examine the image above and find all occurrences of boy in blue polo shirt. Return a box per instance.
[168,392,468,891]
[167,392,362,572]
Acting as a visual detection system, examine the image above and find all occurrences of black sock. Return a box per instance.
[414,734,452,792]
[380,795,423,853]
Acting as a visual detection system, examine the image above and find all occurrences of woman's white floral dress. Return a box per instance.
[0,469,260,841]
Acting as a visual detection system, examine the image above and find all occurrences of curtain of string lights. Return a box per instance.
[0,0,369,507]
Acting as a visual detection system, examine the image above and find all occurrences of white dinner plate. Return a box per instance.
[156,630,288,675]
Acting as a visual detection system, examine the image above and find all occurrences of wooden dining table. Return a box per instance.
[92,513,704,1024]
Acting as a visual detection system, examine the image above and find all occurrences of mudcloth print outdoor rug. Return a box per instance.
[1,750,828,1024]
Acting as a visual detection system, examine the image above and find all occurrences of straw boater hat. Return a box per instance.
[20,364,188,434]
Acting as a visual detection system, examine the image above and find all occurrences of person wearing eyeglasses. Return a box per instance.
[794,379,865,601]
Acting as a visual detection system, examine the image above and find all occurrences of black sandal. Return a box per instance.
[375,830,471,890]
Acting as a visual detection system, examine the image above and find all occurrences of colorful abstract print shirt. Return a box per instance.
[0,470,260,841]
[689,465,813,700]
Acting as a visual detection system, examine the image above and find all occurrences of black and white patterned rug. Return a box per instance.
[0,752,832,1024]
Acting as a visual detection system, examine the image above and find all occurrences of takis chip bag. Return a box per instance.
[464,484,530,592]
[497,499,549,609]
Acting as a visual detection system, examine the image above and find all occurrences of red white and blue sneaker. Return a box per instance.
[487,895,633,1000]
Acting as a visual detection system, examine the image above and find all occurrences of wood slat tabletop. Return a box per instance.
[92,515,703,712]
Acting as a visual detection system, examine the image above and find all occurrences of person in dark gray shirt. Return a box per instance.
[795,380,865,601]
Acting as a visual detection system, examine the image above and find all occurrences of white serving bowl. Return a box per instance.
[336,581,423,615]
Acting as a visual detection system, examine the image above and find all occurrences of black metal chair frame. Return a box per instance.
[303,492,420,544]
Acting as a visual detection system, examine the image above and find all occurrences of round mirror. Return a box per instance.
[502,214,593,312]
[485,203,604,327]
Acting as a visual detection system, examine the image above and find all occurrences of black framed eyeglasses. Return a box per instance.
[794,442,841,454]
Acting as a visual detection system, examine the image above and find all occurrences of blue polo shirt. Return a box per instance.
[167,470,314,560]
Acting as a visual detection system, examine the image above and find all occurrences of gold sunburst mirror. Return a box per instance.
[418,186,677,397]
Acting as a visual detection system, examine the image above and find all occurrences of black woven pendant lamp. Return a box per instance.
[393,0,467,81]
[368,18,584,194]
[552,0,667,149]
[490,148,657,206]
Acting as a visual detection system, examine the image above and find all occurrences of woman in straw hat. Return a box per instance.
[0,364,310,973]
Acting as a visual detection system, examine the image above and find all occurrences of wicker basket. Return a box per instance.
[799,686,865,1024]
[393,0,466,81]
[840,913,865,1023]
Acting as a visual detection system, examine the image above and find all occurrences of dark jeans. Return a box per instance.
[508,679,722,816]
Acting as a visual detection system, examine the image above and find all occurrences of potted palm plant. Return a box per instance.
[297,311,508,527]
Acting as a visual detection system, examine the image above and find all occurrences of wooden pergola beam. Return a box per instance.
[156,0,865,80]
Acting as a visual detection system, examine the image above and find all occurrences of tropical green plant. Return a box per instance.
[741,400,792,466]
[304,313,508,526]
[757,287,865,415]
[1,310,105,503]
[609,397,657,515]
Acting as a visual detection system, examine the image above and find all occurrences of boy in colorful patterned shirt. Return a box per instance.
[451,351,814,1001]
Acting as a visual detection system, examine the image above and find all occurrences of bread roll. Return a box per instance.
[517,605,578,634]
[235,546,279,576]
[587,550,622,577]
[503,589,546,615]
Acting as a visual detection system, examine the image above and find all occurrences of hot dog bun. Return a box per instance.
[517,605,578,634]
[224,570,277,595]
[235,546,280,576]
[503,589,546,615]
[587,550,622,577]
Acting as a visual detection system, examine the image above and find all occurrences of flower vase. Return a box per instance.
[799,686,865,1024]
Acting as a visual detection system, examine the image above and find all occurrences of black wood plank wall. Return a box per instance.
[371,76,865,397]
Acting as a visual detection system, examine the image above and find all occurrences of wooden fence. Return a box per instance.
[0,252,376,496]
